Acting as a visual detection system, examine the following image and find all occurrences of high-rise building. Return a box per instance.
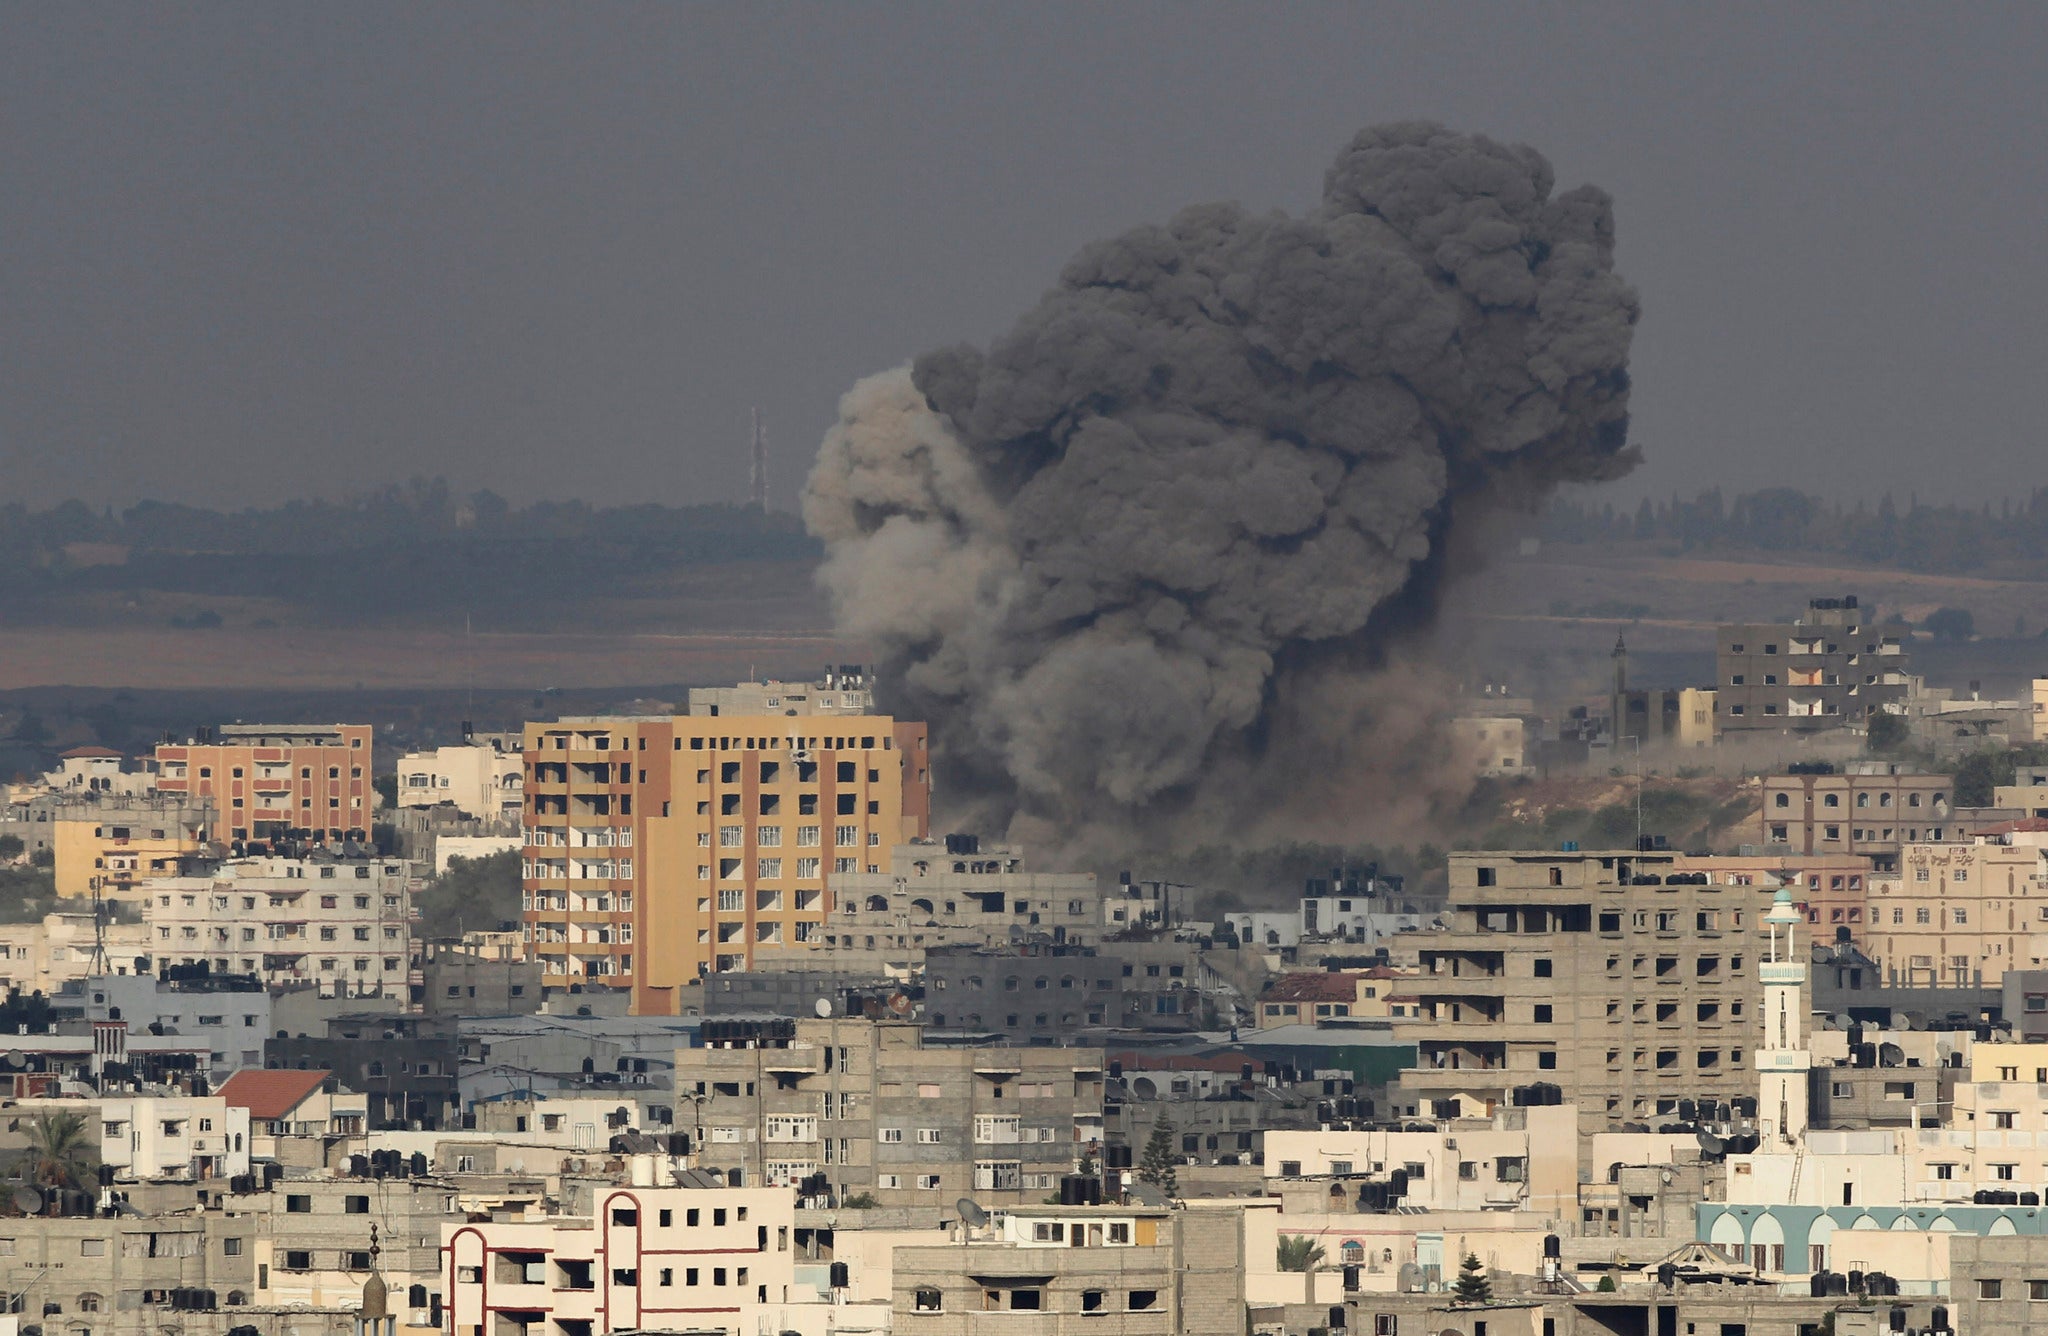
[1716,596,1910,735]
[1400,850,1768,1136]
[521,713,930,1010]
[152,724,374,844]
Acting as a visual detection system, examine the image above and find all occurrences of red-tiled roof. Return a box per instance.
[1986,818,2048,835]
[218,1068,331,1120]
[59,746,123,759]
[1259,972,1364,1004]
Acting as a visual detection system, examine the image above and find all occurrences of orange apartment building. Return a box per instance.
[152,724,374,845]
[520,714,930,1012]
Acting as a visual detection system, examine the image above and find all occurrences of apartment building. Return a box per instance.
[1760,763,1955,860]
[73,971,272,1077]
[51,796,213,902]
[686,668,875,717]
[891,1204,1246,1336]
[1450,715,1530,776]
[144,854,417,1000]
[228,1174,459,1315]
[443,1185,805,1336]
[218,1067,368,1160]
[152,723,374,844]
[0,910,154,994]
[672,1018,1103,1207]
[16,1094,250,1181]
[1262,1102,1581,1217]
[396,732,524,821]
[1717,595,1910,735]
[1400,850,1768,1134]
[818,838,1110,972]
[1996,766,2048,819]
[1863,834,2048,985]
[521,714,930,1009]
[0,1212,259,1336]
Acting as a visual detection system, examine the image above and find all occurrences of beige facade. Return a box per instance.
[1863,836,2048,985]
[2037,678,2048,743]
[1263,1103,1580,1217]
[397,735,524,820]
[820,840,1110,971]
[1401,850,1768,1134]
[1996,765,2048,818]
[686,670,875,717]
[520,714,930,1009]
[673,1018,1102,1208]
[0,911,154,991]
[1450,716,1530,777]
[1761,765,1954,858]
[443,1185,810,1336]
[153,723,374,844]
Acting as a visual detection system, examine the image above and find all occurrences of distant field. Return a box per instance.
[0,625,858,691]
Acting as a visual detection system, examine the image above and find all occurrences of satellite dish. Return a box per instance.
[1128,1182,1167,1207]
[1935,1039,1957,1061]
[1879,1043,1906,1068]
[1902,1011,1926,1032]
[813,998,834,1018]
[1830,1013,1855,1033]
[12,1187,43,1216]
[1695,1130,1726,1155]
[955,1198,989,1228]
[3,1052,23,1070]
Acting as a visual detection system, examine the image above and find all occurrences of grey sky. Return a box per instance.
[4,4,2043,510]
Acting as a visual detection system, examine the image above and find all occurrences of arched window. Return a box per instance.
[75,1297,101,1314]
[1339,1241,1364,1264]
[226,1292,248,1307]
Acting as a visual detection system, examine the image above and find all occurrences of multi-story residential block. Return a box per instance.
[443,1185,806,1336]
[36,746,156,797]
[228,1174,458,1316]
[396,732,524,820]
[17,1094,250,1181]
[1760,763,1955,860]
[218,1067,368,1160]
[819,837,1109,972]
[520,714,930,1008]
[1263,1102,1581,1217]
[0,1211,260,1334]
[1400,850,1767,1134]
[420,940,542,1017]
[153,723,374,844]
[267,1013,459,1131]
[1717,595,1910,735]
[1450,714,1531,776]
[672,1017,1103,1206]
[686,668,874,717]
[51,795,213,902]
[890,1203,1246,1336]
[921,942,1219,1040]
[1863,832,2048,986]
[0,910,154,993]
[1997,767,2048,819]
[143,854,417,999]
[69,970,272,1077]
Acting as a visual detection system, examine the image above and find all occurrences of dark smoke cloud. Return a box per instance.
[805,122,1638,847]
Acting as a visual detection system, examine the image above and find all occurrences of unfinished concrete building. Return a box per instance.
[1400,850,1769,1135]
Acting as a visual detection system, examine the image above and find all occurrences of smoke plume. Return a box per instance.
[805,122,1639,849]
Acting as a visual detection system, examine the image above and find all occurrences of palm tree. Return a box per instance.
[18,1111,94,1209]
[1277,1235,1327,1303]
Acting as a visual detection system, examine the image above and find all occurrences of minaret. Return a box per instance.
[1611,632,1630,746]
[1758,886,1811,1146]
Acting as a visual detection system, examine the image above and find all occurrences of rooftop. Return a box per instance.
[217,1068,332,1120]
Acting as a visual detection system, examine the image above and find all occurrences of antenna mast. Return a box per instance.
[748,408,769,512]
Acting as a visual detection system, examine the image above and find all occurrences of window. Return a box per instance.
[2030,1279,2048,1301]
[285,1195,312,1214]
[1981,1279,2004,1300]
[915,1289,942,1313]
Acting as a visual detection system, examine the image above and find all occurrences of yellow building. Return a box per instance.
[1677,687,1719,749]
[1864,835,2048,986]
[521,713,931,1012]
[52,800,211,902]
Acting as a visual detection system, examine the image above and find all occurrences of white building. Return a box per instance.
[397,734,525,820]
[143,855,418,999]
[70,972,272,1078]
[19,1094,250,1181]
[686,669,875,717]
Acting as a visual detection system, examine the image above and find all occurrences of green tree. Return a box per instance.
[1952,750,2015,808]
[1277,1236,1327,1272]
[17,1111,94,1205]
[1595,1275,1617,1292]
[415,850,522,940]
[1452,1253,1493,1304]
[1924,607,1976,641]
[1866,711,1911,756]
[1137,1121,1179,1199]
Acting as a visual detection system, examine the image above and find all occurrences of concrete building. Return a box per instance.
[218,1067,368,1160]
[226,1174,459,1316]
[36,746,155,797]
[1760,763,1955,860]
[0,910,154,993]
[52,796,214,902]
[1717,595,1910,735]
[1264,1102,1582,1218]
[396,733,524,821]
[16,1094,250,1180]
[420,941,542,1018]
[152,723,374,845]
[0,1211,259,1336]
[820,838,1110,973]
[673,1017,1103,1207]
[267,1013,459,1131]
[1863,832,2048,986]
[1951,1232,2048,1334]
[1399,849,1768,1134]
[70,971,272,1077]
[686,668,874,717]
[1449,715,1530,777]
[922,942,1217,1041]
[1997,766,2048,819]
[144,854,417,1000]
[890,1204,1244,1336]
[444,1184,809,1336]
[520,713,930,1007]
